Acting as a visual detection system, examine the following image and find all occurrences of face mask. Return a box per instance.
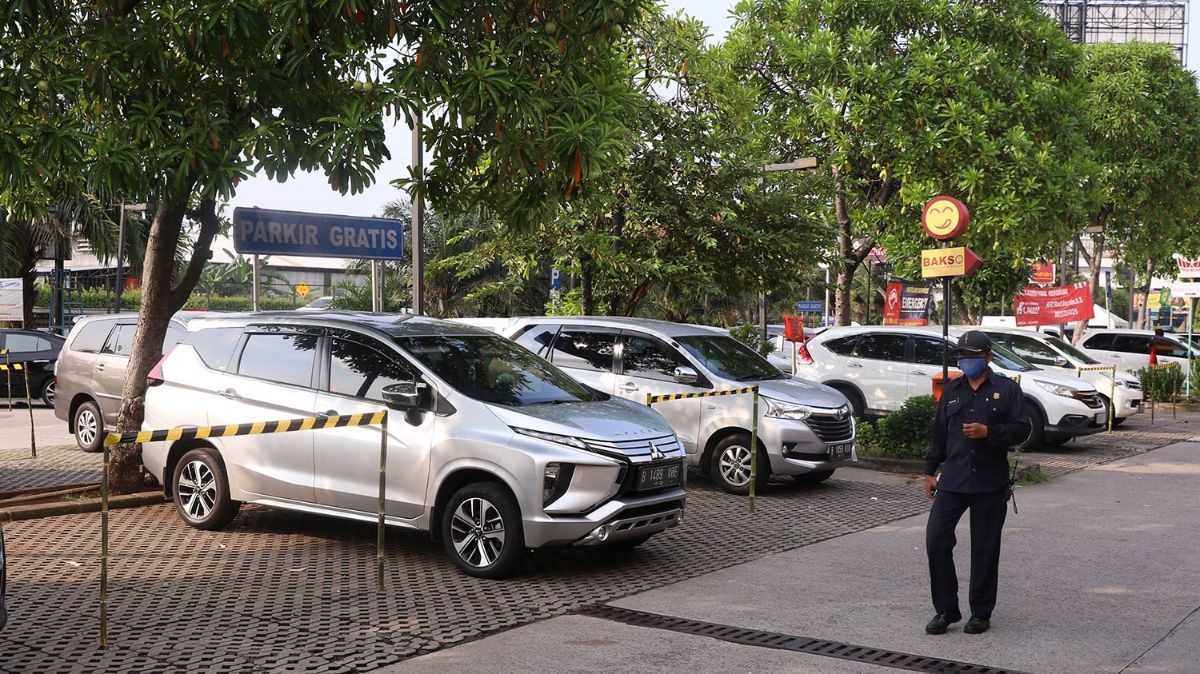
[958,357,988,378]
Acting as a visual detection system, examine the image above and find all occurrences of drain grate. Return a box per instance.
[582,605,1031,674]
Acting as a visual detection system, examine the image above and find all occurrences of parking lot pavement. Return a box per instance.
[0,405,74,455]
[1,410,1196,673]
[391,437,1200,674]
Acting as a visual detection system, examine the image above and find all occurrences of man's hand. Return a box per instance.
[924,475,937,500]
[962,422,989,440]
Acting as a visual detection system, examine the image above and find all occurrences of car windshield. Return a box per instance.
[988,342,1037,372]
[393,334,601,406]
[676,335,784,382]
[1047,336,1100,365]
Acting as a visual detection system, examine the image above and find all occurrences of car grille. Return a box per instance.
[1073,391,1105,409]
[583,434,683,461]
[1124,380,1142,390]
[804,413,854,443]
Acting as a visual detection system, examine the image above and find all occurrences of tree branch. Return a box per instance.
[168,197,220,311]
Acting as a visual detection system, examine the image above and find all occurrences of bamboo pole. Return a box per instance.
[377,412,388,593]
[749,386,759,514]
[23,365,35,457]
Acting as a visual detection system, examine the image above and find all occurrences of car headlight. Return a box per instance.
[511,427,590,451]
[1034,379,1080,398]
[762,396,814,420]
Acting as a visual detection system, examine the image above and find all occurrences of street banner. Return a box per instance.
[0,279,22,322]
[883,278,933,326]
[1168,281,1200,298]
[1030,262,1056,285]
[1174,254,1200,278]
[1014,282,1095,327]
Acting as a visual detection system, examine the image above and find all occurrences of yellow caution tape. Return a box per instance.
[104,410,388,446]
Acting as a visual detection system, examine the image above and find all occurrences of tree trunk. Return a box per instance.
[110,194,221,493]
[833,191,858,326]
[580,256,593,316]
[1073,223,1106,344]
[21,264,36,328]
[1141,258,1154,330]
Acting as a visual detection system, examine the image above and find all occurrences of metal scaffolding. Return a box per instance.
[1040,1,1187,63]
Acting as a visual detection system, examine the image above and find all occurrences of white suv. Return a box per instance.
[1078,329,1194,373]
[980,328,1143,425]
[796,326,1107,449]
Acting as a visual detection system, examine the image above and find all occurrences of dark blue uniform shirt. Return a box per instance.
[924,369,1030,493]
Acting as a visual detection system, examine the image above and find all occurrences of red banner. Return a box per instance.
[1030,262,1056,285]
[1014,282,1094,327]
[882,279,933,326]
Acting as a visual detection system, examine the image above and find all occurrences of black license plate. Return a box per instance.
[637,462,682,492]
[827,442,853,461]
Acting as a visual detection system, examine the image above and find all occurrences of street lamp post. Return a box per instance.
[411,109,424,316]
[760,158,818,349]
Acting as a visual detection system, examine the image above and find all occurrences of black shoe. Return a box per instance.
[964,616,990,634]
[924,611,962,635]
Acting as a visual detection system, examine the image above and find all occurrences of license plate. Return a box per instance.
[1096,412,1107,424]
[636,462,682,492]
[828,442,853,461]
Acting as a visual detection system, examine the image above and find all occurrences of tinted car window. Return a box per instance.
[4,334,49,353]
[1005,335,1066,367]
[1153,338,1190,358]
[912,337,948,366]
[622,336,688,382]
[1111,335,1149,354]
[514,324,559,359]
[329,338,416,401]
[70,321,114,353]
[101,325,136,356]
[1083,333,1115,350]
[395,334,599,406]
[551,330,616,372]
[187,328,245,370]
[853,334,907,361]
[676,335,782,382]
[1047,336,1100,365]
[823,335,859,356]
[237,332,318,388]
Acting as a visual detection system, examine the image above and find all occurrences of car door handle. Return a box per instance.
[95,363,105,372]
[218,389,240,400]
[619,382,639,392]
[847,362,863,368]
[910,370,929,376]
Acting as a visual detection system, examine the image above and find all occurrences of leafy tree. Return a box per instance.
[727,0,1090,325]
[1074,43,1200,331]
[1,0,646,491]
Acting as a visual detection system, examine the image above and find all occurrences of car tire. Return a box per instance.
[831,385,865,418]
[40,377,56,407]
[171,447,240,531]
[1112,417,1127,427]
[73,400,104,453]
[1016,402,1046,452]
[441,482,526,579]
[791,469,835,486]
[710,433,770,495]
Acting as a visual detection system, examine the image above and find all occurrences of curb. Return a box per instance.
[0,491,166,523]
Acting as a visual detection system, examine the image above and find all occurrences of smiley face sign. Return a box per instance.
[921,196,970,241]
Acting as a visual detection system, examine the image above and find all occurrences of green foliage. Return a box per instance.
[857,395,938,460]
[729,0,1090,324]
[546,288,584,316]
[1136,364,1184,403]
[727,323,774,357]
[35,285,295,312]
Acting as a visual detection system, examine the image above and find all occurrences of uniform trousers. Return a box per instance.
[926,487,1008,619]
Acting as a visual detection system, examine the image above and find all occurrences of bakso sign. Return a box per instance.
[232,207,405,260]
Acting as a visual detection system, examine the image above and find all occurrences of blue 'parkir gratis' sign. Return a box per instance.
[232,207,405,260]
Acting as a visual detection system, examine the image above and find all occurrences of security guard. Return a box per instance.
[923,331,1029,635]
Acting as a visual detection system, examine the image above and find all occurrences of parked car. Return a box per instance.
[54,314,192,452]
[1078,329,1194,373]
[296,296,335,311]
[141,312,686,578]
[795,326,1107,449]
[462,317,855,494]
[980,327,1143,425]
[0,524,7,632]
[0,329,65,406]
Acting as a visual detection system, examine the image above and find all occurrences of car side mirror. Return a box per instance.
[1053,356,1070,368]
[382,382,430,411]
[674,366,700,385]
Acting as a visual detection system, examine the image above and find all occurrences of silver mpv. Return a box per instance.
[141,313,686,578]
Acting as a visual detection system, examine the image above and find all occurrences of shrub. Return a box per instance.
[857,395,937,460]
[1137,363,1184,403]
[728,323,775,357]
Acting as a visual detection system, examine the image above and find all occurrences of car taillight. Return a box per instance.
[147,348,174,387]
[797,343,814,365]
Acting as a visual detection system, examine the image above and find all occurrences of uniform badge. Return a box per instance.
[993,392,1001,399]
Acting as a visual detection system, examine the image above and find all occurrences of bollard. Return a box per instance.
[749,387,759,514]
[23,365,35,458]
[377,414,388,593]
[4,351,11,409]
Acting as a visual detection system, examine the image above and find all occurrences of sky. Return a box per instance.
[228,0,1199,221]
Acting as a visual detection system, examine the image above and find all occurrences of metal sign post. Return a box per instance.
[251,255,261,312]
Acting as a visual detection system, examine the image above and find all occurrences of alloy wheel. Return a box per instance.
[177,460,218,522]
[44,381,55,405]
[76,410,97,447]
[449,497,506,568]
[718,444,752,487]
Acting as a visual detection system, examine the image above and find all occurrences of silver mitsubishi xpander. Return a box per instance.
[141,312,686,578]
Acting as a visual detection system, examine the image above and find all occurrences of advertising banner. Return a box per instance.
[1030,262,1056,285]
[0,279,22,322]
[1175,255,1200,278]
[1014,282,1094,327]
[882,279,933,326]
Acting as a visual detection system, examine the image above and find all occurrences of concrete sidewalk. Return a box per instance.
[386,442,1200,674]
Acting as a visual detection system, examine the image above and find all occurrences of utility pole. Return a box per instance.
[411,109,424,316]
[760,158,819,349]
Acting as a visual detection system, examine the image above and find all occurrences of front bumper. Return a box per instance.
[522,487,686,548]
[765,415,857,476]
[1112,387,1144,419]
[1044,411,1107,441]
